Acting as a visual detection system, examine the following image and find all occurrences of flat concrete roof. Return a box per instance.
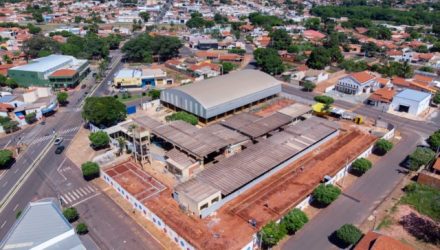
[277,103,312,119]
[174,179,220,204]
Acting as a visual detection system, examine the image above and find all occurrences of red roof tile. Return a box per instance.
[50,69,77,77]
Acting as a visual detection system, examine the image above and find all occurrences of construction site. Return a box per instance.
[100,95,383,250]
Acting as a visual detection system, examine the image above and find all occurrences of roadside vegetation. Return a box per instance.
[374,139,393,156]
[81,161,100,181]
[88,131,110,150]
[312,184,341,207]
[334,224,363,247]
[63,207,79,223]
[82,97,127,128]
[0,149,13,168]
[350,158,372,176]
[261,208,309,247]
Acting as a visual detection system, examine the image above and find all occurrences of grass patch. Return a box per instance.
[401,183,440,221]
[377,215,392,230]
[115,94,144,103]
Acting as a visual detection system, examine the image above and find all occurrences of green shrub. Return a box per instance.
[76,223,88,235]
[25,112,37,124]
[350,158,372,175]
[63,207,79,223]
[81,161,100,181]
[165,111,198,125]
[312,184,341,206]
[57,92,69,106]
[314,95,334,105]
[427,130,440,150]
[88,131,110,149]
[407,147,435,171]
[261,221,287,247]
[374,139,393,155]
[282,208,309,234]
[0,149,13,168]
[335,224,362,246]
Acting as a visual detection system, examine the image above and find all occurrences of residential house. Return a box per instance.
[366,88,395,111]
[335,71,378,95]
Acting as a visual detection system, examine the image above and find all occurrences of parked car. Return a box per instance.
[54,137,63,145]
[55,146,65,154]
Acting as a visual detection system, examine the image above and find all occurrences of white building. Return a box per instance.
[335,71,378,95]
[390,89,431,116]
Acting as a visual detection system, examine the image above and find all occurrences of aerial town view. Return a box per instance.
[0,0,440,249]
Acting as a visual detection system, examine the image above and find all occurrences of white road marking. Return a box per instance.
[71,190,80,199]
[86,186,95,192]
[3,139,11,149]
[63,194,72,203]
[14,169,18,174]
[13,204,18,211]
[0,221,6,229]
[60,196,68,204]
[2,181,8,188]
[71,192,100,207]
[56,158,68,181]
[78,187,88,195]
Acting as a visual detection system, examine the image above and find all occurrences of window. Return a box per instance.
[200,203,209,210]
[211,197,219,204]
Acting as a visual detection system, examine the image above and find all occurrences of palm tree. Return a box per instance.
[117,137,126,156]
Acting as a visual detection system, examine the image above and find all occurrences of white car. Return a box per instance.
[54,137,64,145]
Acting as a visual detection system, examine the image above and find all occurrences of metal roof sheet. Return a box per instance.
[10,55,74,72]
[394,89,431,102]
[164,70,281,110]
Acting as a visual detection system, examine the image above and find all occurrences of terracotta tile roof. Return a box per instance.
[434,158,440,171]
[303,30,326,40]
[355,27,368,34]
[387,50,403,56]
[409,81,437,93]
[350,71,376,84]
[376,78,390,85]
[50,69,77,77]
[296,65,308,71]
[413,74,434,83]
[392,77,411,88]
[416,53,434,61]
[218,54,241,61]
[368,88,395,103]
[354,231,414,250]
[0,103,14,112]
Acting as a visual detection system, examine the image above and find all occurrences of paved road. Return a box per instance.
[280,85,439,250]
[0,49,163,249]
[282,130,423,250]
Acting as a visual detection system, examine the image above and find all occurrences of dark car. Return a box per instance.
[55,146,65,154]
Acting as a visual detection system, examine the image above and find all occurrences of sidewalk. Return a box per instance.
[94,178,179,250]
[65,127,96,168]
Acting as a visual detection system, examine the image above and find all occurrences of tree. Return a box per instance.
[302,81,316,92]
[25,112,37,124]
[427,130,440,150]
[312,184,341,206]
[306,47,331,70]
[88,131,110,149]
[261,221,287,247]
[335,224,362,246]
[269,29,292,50]
[63,207,79,223]
[419,66,434,73]
[76,223,88,235]
[253,48,285,75]
[122,34,182,63]
[27,24,41,34]
[282,209,308,234]
[374,139,393,155]
[57,92,68,106]
[32,12,44,23]
[0,149,13,168]
[407,147,435,171]
[81,161,100,180]
[214,13,228,24]
[82,97,127,127]
[305,18,321,30]
[350,158,372,175]
[147,89,161,100]
[23,35,60,59]
[2,120,18,133]
[314,95,334,105]
[165,111,198,125]
[433,92,440,105]
[139,11,150,22]
[117,137,126,155]
[221,62,234,74]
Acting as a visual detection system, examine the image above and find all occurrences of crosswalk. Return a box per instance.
[23,126,81,146]
[60,185,99,206]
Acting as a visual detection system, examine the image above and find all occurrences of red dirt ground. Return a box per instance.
[255,99,294,117]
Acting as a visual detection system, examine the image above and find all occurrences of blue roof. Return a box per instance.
[0,95,16,103]
[395,89,431,102]
[10,55,74,73]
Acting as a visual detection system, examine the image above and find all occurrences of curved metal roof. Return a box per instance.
[169,70,281,109]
